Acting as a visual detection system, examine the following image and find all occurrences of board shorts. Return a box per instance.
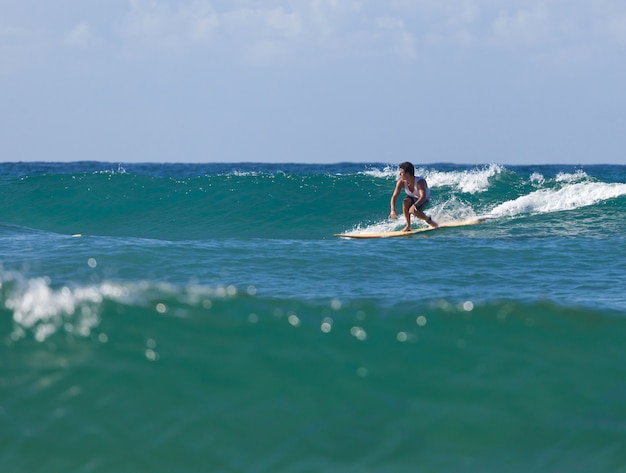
[407,196,430,212]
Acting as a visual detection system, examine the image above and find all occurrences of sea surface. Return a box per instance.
[1,161,626,473]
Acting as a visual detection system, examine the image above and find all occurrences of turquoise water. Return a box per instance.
[1,162,626,472]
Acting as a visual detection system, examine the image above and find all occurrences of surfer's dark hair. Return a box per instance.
[399,162,415,176]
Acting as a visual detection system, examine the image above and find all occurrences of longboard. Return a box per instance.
[334,219,484,239]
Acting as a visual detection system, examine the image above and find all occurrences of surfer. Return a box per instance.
[389,162,438,231]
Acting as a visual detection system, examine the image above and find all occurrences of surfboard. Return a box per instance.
[334,219,484,239]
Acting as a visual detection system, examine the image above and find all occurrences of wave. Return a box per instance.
[1,162,624,240]
[3,273,625,473]
[337,165,626,233]
[427,163,506,194]
[4,264,625,344]
[4,275,625,473]
[1,269,249,343]
[487,181,626,219]
[360,163,505,194]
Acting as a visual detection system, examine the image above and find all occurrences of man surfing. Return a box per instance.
[389,162,438,232]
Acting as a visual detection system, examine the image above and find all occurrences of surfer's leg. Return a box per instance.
[411,201,438,228]
[413,210,438,228]
[401,197,414,231]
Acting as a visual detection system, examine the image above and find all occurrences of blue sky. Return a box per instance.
[1,0,625,164]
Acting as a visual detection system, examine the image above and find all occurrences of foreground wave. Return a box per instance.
[2,279,625,472]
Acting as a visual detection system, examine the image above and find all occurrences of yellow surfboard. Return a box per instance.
[334,219,484,239]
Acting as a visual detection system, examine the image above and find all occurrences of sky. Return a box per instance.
[1,0,625,165]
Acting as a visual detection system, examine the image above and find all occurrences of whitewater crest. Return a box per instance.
[1,271,251,343]
[487,181,626,219]
[363,163,504,194]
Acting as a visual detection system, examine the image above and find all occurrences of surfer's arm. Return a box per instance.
[389,179,403,218]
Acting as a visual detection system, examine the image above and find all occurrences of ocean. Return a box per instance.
[1,161,625,472]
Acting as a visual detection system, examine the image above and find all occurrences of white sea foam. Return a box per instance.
[487,181,626,218]
[347,219,399,234]
[5,277,102,342]
[345,196,479,234]
[430,197,480,224]
[361,165,397,179]
[426,163,504,194]
[3,273,244,342]
[555,169,589,183]
[363,163,504,194]
[529,172,545,185]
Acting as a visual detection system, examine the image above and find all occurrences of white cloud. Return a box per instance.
[220,6,302,41]
[263,6,301,38]
[119,0,423,64]
[3,0,626,71]
[220,6,302,65]
[121,1,308,64]
[492,4,551,46]
[123,0,219,50]
[441,0,479,28]
[373,16,416,60]
[306,0,364,36]
[63,22,101,48]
